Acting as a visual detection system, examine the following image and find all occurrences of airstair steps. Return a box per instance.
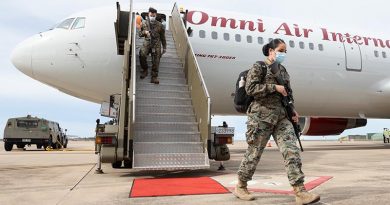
[137,83,189,91]
[138,76,187,85]
[134,131,200,142]
[136,71,185,79]
[137,89,190,98]
[136,104,194,113]
[136,113,196,123]
[134,122,199,132]
[133,153,208,170]
[136,56,182,64]
[133,142,204,154]
[137,96,192,106]
[135,63,183,72]
[132,31,208,170]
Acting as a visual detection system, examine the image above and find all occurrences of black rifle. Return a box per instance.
[270,63,304,152]
[147,17,157,62]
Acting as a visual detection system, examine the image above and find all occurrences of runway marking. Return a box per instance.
[56,163,96,205]
[70,163,96,191]
[225,176,333,195]
[0,163,96,172]
[229,180,258,185]
[263,182,283,186]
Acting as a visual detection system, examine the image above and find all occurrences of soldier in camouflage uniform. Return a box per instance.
[139,7,167,84]
[233,39,320,204]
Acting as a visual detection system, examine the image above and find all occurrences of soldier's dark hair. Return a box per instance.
[262,38,285,56]
[149,7,157,14]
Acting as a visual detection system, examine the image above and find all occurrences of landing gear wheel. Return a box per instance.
[123,160,133,168]
[4,143,13,151]
[111,161,122,169]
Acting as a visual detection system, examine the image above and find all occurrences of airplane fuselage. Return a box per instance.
[10,5,390,119]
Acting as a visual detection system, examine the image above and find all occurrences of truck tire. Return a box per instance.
[215,144,231,161]
[53,142,60,149]
[63,140,68,148]
[123,160,133,168]
[17,144,25,149]
[111,161,122,169]
[4,143,13,151]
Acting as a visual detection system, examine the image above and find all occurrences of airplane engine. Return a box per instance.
[299,117,367,136]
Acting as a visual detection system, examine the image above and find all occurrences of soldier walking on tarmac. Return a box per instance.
[384,128,390,143]
[139,7,167,84]
[233,39,320,204]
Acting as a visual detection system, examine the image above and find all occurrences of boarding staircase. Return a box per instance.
[116,3,211,170]
[132,32,208,169]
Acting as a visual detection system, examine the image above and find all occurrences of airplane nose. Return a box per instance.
[11,40,33,76]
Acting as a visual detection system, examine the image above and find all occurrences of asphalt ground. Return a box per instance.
[1,140,389,205]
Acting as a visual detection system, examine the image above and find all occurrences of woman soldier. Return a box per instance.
[233,39,320,205]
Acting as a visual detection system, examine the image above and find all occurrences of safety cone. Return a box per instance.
[267,142,272,147]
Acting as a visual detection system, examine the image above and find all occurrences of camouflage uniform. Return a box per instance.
[237,58,304,186]
[139,17,167,78]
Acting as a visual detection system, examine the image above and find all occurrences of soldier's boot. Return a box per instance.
[151,76,159,84]
[293,184,320,205]
[233,180,255,201]
[140,70,148,79]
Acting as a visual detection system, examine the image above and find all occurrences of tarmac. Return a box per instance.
[0,140,390,205]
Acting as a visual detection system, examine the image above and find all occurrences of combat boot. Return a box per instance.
[293,184,320,205]
[140,70,148,79]
[233,180,255,201]
[151,76,159,84]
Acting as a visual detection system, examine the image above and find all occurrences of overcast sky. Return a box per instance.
[0,0,389,139]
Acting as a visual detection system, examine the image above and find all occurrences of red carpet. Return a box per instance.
[130,177,230,198]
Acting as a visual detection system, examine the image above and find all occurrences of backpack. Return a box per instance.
[234,61,268,113]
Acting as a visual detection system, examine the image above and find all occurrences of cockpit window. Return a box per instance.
[57,18,75,29]
[72,17,86,29]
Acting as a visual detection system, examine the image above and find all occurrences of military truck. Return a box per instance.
[3,115,68,151]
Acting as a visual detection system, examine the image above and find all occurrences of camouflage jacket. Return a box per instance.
[245,58,295,125]
[139,18,167,49]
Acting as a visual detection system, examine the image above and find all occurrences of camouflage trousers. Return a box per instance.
[237,111,304,186]
[139,44,162,77]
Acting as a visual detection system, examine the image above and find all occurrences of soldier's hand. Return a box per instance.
[162,49,166,55]
[275,85,288,96]
[292,110,299,123]
[144,30,150,37]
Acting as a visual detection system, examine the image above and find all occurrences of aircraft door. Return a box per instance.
[343,41,362,72]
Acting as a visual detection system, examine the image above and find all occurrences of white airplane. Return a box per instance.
[10,3,390,136]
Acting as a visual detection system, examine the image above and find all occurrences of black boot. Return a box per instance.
[151,76,159,84]
[140,70,148,79]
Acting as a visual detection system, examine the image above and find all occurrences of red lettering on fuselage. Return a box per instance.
[211,17,238,29]
[274,23,293,36]
[240,20,256,31]
[187,10,390,50]
[187,11,209,25]
[372,38,386,48]
[187,10,265,33]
